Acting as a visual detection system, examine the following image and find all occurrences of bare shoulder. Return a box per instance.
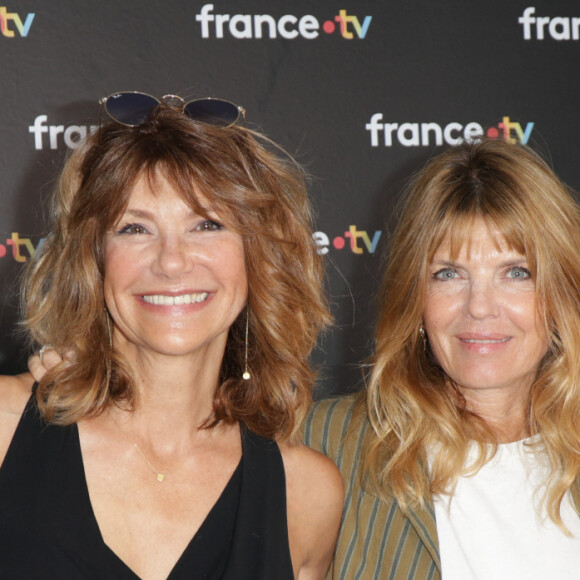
[279,441,344,580]
[0,373,34,414]
[0,373,35,467]
[279,441,344,500]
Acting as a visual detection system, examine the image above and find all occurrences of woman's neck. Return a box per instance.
[461,385,530,443]
[110,338,227,443]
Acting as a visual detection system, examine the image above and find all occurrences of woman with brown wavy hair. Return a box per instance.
[0,93,343,579]
[305,138,580,579]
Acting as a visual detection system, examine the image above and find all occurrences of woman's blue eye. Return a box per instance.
[198,220,223,231]
[507,266,531,280]
[433,268,458,280]
[118,223,147,235]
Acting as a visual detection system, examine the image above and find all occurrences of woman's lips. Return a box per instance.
[141,292,210,306]
[460,337,511,344]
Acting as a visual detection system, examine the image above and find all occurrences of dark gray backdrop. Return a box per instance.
[2,0,579,398]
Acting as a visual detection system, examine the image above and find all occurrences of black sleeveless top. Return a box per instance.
[0,393,294,579]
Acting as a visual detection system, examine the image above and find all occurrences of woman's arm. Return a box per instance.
[281,442,344,580]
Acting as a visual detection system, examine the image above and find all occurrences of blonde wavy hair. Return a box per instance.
[364,138,580,529]
[23,104,330,441]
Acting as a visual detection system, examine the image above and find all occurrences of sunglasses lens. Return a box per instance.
[104,92,159,126]
[184,99,241,126]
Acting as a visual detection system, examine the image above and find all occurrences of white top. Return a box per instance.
[433,438,580,580]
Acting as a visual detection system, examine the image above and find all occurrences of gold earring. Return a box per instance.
[419,325,427,351]
[242,312,251,380]
[105,310,113,348]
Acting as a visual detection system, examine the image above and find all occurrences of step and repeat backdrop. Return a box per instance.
[1,0,579,398]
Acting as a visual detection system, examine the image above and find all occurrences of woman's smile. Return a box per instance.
[141,292,210,306]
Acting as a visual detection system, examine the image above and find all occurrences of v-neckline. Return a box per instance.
[71,422,243,579]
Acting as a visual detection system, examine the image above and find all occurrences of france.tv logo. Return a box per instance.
[196,4,372,39]
[0,6,34,37]
[366,115,535,148]
[314,226,382,255]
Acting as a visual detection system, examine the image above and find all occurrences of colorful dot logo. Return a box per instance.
[323,10,372,39]
[314,227,382,255]
[322,20,336,34]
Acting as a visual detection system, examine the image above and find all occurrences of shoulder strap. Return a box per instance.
[0,386,44,487]
[222,428,294,580]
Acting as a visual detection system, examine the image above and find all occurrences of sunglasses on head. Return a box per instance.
[100,91,246,128]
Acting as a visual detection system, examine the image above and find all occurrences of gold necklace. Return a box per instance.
[108,412,167,483]
[133,443,166,482]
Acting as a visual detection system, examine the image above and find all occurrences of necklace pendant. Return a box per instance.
[157,473,165,482]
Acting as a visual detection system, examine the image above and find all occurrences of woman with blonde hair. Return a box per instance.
[1,92,343,579]
[305,138,580,579]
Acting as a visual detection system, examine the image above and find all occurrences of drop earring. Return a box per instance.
[419,325,427,352]
[105,310,113,348]
[242,312,251,380]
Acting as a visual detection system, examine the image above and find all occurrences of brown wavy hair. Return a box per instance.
[23,104,330,441]
[364,138,580,529]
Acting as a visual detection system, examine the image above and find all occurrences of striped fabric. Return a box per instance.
[303,395,441,580]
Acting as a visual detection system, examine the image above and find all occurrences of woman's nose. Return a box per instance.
[464,281,500,319]
[153,235,193,278]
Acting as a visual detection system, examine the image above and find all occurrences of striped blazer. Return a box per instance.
[303,395,441,580]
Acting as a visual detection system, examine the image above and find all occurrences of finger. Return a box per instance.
[28,354,48,381]
[28,348,66,381]
[61,348,77,363]
[41,348,65,368]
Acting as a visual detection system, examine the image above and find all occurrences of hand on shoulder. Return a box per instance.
[280,441,344,580]
[28,347,67,381]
